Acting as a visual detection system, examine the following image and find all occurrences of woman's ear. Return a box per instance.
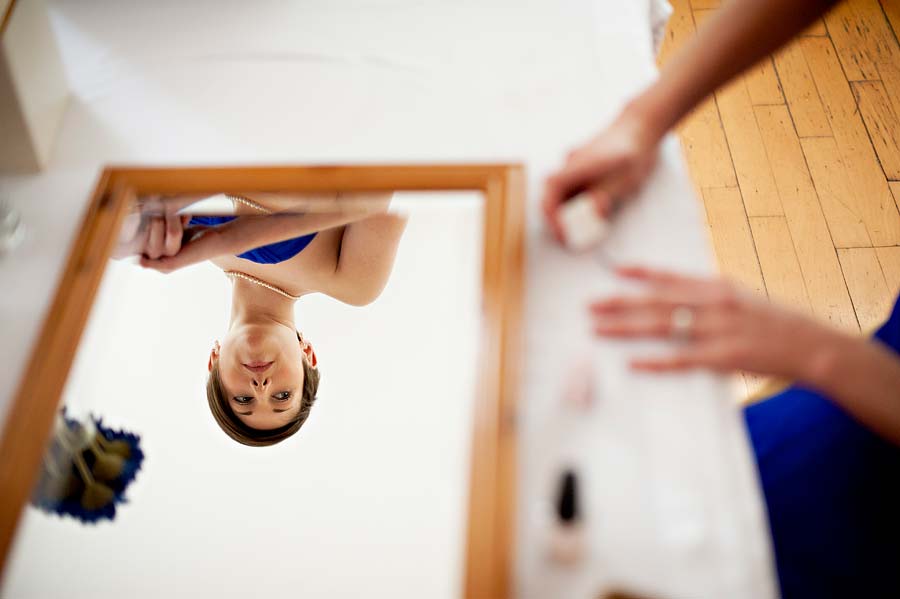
[299,335,317,369]
[208,340,220,372]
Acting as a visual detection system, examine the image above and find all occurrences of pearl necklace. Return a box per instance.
[227,194,272,215]
[225,270,301,300]
[223,196,298,299]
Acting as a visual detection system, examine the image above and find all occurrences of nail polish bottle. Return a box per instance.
[558,192,609,252]
[547,469,584,565]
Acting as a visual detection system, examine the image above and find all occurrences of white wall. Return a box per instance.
[2,193,484,599]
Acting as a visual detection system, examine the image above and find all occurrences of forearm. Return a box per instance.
[220,212,377,255]
[803,331,900,445]
[631,0,838,139]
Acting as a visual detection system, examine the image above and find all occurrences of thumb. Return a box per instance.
[543,152,623,239]
[555,151,625,200]
[139,255,177,272]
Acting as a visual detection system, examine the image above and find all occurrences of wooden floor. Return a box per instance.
[660,0,900,395]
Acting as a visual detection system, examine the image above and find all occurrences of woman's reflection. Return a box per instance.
[117,193,407,446]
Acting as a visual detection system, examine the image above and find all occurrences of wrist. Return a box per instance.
[797,326,858,392]
[200,225,235,257]
[622,87,675,145]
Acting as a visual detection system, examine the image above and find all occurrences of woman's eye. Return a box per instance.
[233,396,253,405]
[274,391,292,401]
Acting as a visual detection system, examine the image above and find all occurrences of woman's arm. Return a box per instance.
[212,211,381,254]
[633,0,839,142]
[806,332,900,446]
[589,267,900,445]
[544,0,840,233]
[139,201,393,273]
[325,213,409,306]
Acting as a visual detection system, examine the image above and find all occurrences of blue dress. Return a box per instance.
[745,295,900,598]
[188,216,317,264]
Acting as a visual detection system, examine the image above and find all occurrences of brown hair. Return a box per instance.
[206,342,321,447]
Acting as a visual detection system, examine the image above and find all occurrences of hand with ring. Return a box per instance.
[589,266,843,380]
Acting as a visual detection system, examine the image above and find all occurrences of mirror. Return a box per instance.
[3,190,489,598]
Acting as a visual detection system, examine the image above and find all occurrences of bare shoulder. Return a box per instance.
[322,213,408,306]
[206,212,406,305]
[209,226,346,296]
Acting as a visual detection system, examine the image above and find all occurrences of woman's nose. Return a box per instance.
[251,377,270,387]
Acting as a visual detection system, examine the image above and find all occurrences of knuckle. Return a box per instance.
[714,284,740,310]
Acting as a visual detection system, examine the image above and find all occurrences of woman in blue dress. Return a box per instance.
[542,0,899,595]
[118,193,407,447]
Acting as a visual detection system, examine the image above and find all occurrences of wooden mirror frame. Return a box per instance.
[0,164,525,598]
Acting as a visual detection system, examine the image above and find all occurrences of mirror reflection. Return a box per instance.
[117,192,407,446]
[5,191,485,599]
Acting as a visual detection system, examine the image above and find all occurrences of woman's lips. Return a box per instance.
[243,361,273,373]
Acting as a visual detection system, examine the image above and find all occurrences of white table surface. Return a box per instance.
[0,1,776,597]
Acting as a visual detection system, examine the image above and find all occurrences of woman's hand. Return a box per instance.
[542,108,664,243]
[113,212,190,260]
[590,266,841,381]
[138,222,228,274]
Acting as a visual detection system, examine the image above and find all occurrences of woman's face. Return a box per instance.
[213,323,306,431]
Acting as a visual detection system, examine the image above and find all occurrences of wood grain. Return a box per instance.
[876,246,900,297]
[852,80,900,180]
[665,0,900,402]
[745,58,785,105]
[677,98,739,188]
[801,136,873,248]
[802,18,829,37]
[755,104,859,332]
[701,186,767,295]
[659,0,697,67]
[801,37,900,245]
[773,41,832,137]
[892,181,900,214]
[108,164,517,194]
[464,166,524,599]
[664,5,737,188]
[878,62,900,136]
[882,0,900,45]
[824,0,900,80]
[750,216,813,313]
[838,247,893,331]
[715,76,783,215]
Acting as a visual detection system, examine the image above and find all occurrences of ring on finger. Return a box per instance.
[669,305,695,341]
